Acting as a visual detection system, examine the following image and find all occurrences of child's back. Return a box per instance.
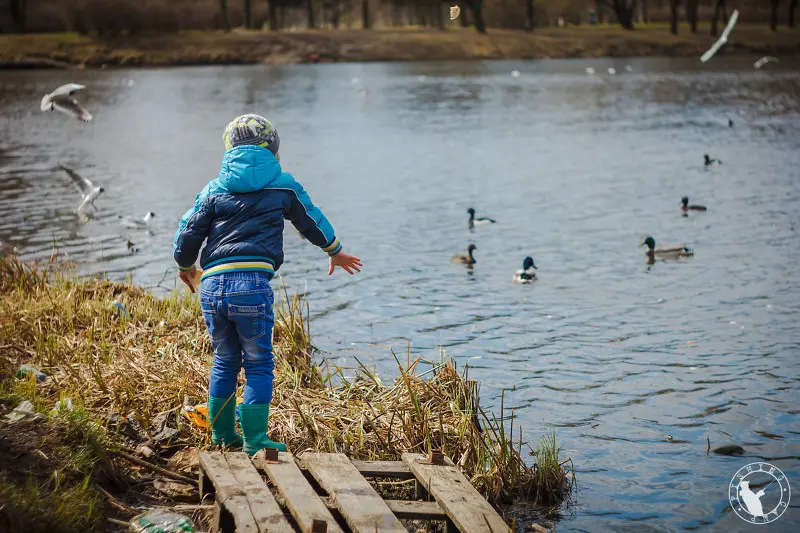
[173,115,362,455]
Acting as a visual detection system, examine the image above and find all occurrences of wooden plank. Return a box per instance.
[255,451,345,533]
[225,453,294,533]
[302,453,408,533]
[385,500,448,520]
[199,451,257,533]
[402,453,508,533]
[350,460,414,479]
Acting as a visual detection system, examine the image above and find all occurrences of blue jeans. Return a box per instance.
[200,272,275,404]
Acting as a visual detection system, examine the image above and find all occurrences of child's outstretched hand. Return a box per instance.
[178,266,199,294]
[329,252,362,276]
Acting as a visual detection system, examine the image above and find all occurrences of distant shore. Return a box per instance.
[1,25,799,68]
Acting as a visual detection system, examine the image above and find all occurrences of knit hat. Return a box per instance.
[222,114,280,158]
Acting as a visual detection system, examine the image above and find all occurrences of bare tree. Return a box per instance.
[220,0,231,31]
[363,0,370,28]
[462,0,487,33]
[669,0,679,34]
[244,0,253,28]
[687,0,698,32]
[791,0,798,28]
[9,0,28,32]
[434,2,444,30]
[771,0,779,31]
[308,0,316,28]
[526,0,535,32]
[710,0,728,37]
[597,0,637,30]
[641,0,649,23]
[268,0,278,30]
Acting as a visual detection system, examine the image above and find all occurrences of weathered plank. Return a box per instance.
[350,460,414,479]
[255,451,345,533]
[385,499,448,520]
[302,453,408,533]
[199,451,257,533]
[402,453,508,533]
[225,453,294,533]
[198,451,293,533]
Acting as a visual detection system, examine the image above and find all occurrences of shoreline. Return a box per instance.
[2,26,800,69]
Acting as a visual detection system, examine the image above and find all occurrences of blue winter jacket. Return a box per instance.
[173,145,341,281]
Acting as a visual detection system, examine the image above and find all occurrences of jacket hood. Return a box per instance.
[217,145,282,193]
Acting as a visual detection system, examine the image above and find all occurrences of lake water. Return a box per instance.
[1,56,799,532]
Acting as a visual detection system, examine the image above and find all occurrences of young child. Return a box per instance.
[173,114,362,455]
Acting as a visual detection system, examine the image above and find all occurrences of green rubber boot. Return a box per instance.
[238,403,287,456]
[208,396,243,448]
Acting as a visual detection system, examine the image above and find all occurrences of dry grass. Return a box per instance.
[1,25,798,68]
[0,253,572,506]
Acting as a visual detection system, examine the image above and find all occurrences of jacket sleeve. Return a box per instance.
[173,195,215,271]
[284,177,342,256]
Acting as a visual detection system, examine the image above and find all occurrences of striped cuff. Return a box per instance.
[322,239,342,256]
[177,264,195,272]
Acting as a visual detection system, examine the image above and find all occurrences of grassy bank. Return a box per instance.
[0,253,572,531]
[2,25,799,68]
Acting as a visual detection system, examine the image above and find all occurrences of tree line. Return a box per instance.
[3,0,798,35]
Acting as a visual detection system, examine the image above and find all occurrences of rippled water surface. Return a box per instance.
[2,57,800,531]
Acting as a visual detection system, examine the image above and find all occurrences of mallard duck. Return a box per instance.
[681,197,707,213]
[704,154,722,166]
[513,256,537,283]
[467,208,496,228]
[452,244,477,265]
[640,236,694,258]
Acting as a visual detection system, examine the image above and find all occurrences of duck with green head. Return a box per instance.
[513,256,537,283]
[640,236,694,259]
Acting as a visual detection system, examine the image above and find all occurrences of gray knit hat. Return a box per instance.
[222,114,280,158]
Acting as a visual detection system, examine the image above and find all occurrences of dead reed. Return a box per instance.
[0,253,572,505]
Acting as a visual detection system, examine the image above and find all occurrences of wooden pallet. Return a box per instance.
[198,450,509,533]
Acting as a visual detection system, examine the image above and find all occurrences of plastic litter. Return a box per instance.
[16,364,47,382]
[112,300,132,319]
[51,397,74,417]
[182,397,243,430]
[129,510,195,533]
[4,400,44,424]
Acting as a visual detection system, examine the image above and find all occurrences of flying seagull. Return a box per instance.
[120,211,155,230]
[59,163,104,214]
[450,5,460,21]
[41,83,92,122]
[700,9,739,63]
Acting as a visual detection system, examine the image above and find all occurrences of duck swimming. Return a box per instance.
[452,244,477,265]
[467,208,496,228]
[513,256,537,283]
[704,154,722,166]
[640,236,694,259]
[681,197,707,213]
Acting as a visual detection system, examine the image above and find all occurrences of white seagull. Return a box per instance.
[585,67,595,75]
[119,211,155,230]
[754,56,779,69]
[41,83,92,122]
[700,9,739,63]
[608,67,616,75]
[59,163,104,214]
[511,70,521,78]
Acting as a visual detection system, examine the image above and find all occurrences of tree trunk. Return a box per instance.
[244,0,252,28]
[771,0,779,32]
[641,0,649,23]
[687,0,698,32]
[435,3,444,30]
[9,0,27,32]
[362,0,370,29]
[526,0,535,31]
[600,1,636,30]
[308,0,315,28]
[465,0,486,33]
[220,0,230,31]
[460,3,469,27]
[331,0,340,28]
[669,0,679,35]
[791,0,798,28]
[268,0,278,30]
[710,0,727,36]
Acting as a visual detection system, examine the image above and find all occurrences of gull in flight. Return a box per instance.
[120,211,155,230]
[59,163,104,214]
[450,6,461,21]
[700,9,739,63]
[41,83,93,122]
[754,56,778,69]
